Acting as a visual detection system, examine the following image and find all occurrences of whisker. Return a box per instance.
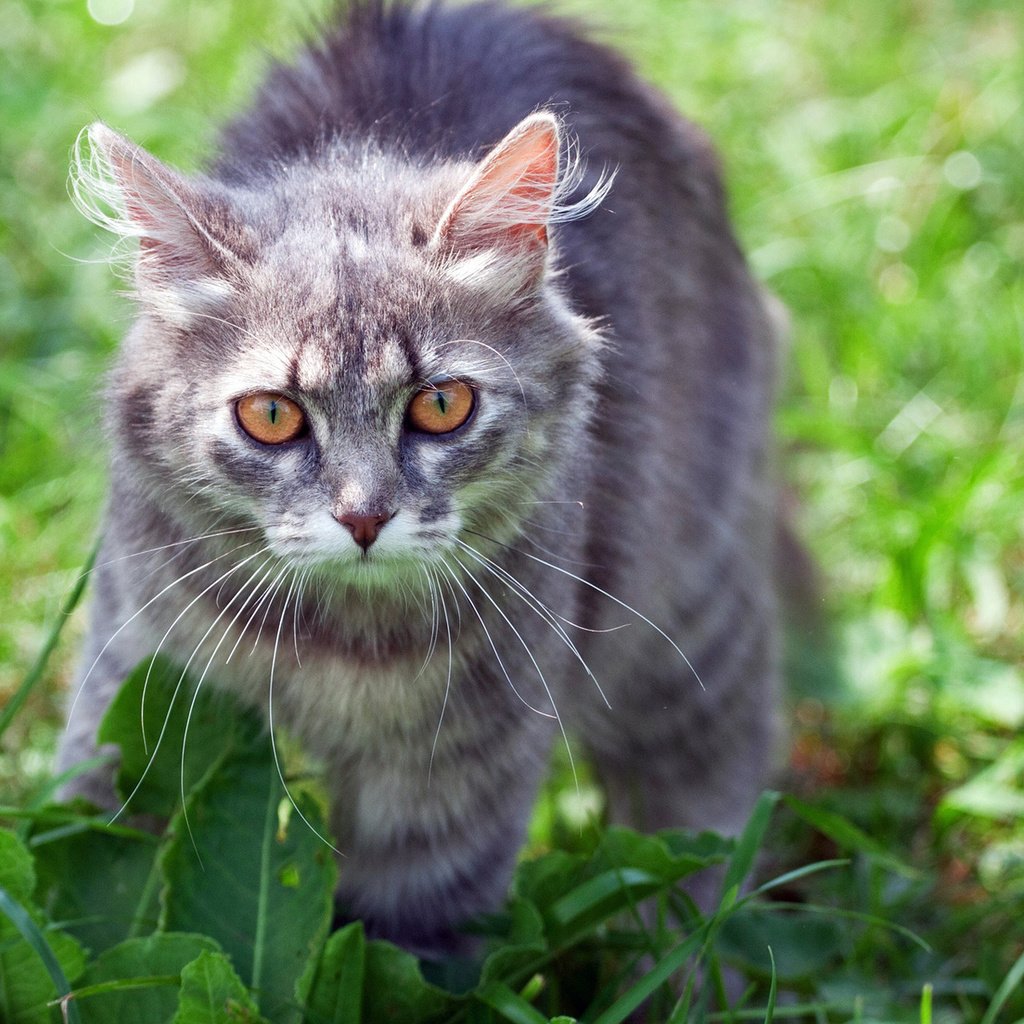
[435,557,553,719]
[465,529,705,690]
[454,538,611,709]
[268,569,345,857]
[449,552,578,791]
[137,546,272,750]
[291,567,310,668]
[66,538,263,729]
[174,553,278,857]
[86,525,262,578]
[427,565,454,786]
[110,546,272,823]
[224,561,288,664]
[414,564,441,681]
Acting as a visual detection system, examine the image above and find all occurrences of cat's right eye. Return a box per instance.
[235,393,307,445]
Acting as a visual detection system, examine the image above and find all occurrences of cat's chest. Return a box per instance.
[122,574,453,750]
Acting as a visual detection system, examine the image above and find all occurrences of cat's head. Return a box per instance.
[73,113,610,587]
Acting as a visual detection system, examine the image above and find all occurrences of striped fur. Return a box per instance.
[59,0,783,956]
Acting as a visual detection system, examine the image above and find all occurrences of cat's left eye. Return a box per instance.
[236,393,307,445]
[407,378,475,434]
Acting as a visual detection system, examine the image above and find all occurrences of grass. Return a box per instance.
[2,0,1023,1018]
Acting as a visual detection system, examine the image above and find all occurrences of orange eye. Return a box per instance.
[236,393,307,444]
[407,379,475,434]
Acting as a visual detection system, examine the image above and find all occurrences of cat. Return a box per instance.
[58,0,782,958]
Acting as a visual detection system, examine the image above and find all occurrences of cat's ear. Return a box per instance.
[432,112,561,291]
[71,123,246,317]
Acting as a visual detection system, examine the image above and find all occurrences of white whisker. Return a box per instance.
[175,552,278,857]
[454,538,611,709]
[66,539,263,730]
[435,557,553,719]
[137,546,271,751]
[268,569,345,857]
[449,552,578,792]
[427,566,454,786]
[466,529,705,690]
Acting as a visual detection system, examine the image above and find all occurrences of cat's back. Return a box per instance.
[215,0,714,186]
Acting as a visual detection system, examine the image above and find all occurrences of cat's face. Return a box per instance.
[86,116,605,588]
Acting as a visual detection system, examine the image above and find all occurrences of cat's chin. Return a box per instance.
[301,550,436,592]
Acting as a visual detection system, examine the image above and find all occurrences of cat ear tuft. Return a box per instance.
[431,113,615,296]
[70,122,242,302]
[431,113,562,293]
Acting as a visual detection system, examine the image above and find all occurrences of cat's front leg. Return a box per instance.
[326,692,556,958]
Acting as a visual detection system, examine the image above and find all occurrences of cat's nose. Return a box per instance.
[334,510,393,552]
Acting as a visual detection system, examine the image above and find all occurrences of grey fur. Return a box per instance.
[60,0,781,956]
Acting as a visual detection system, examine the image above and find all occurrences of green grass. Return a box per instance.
[2,0,1023,1019]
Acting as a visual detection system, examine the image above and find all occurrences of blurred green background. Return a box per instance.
[2,0,1023,1011]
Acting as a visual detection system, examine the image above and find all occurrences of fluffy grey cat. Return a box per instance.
[59,0,782,956]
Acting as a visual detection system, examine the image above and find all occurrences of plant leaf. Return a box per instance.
[478,899,547,988]
[475,980,549,1024]
[172,949,270,1024]
[31,820,161,954]
[783,795,916,877]
[0,827,36,901]
[303,922,365,1024]
[98,654,264,818]
[75,932,221,1023]
[720,791,779,900]
[717,908,843,980]
[360,939,459,1024]
[0,882,86,1024]
[160,745,336,1024]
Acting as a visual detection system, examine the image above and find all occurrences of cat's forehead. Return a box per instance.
[227,157,516,393]
[258,151,450,252]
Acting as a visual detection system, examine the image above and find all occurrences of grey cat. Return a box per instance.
[59,0,782,956]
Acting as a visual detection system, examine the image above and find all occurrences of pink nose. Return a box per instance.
[334,511,392,551]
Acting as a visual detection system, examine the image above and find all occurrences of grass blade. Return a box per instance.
[721,791,779,901]
[0,541,98,742]
[591,918,715,1024]
[476,981,550,1024]
[765,946,777,1024]
[979,947,1024,1024]
[0,884,82,1024]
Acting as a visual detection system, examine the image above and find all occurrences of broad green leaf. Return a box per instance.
[0,882,86,1024]
[303,922,365,1024]
[512,827,727,952]
[478,899,547,988]
[32,822,161,954]
[512,849,582,915]
[717,909,843,980]
[76,932,220,1024]
[172,950,269,1024]
[0,828,35,901]
[361,940,459,1024]
[160,746,336,1024]
[98,655,263,818]
[595,827,730,878]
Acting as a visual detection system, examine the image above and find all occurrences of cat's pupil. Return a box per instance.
[435,392,449,415]
[268,401,279,424]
